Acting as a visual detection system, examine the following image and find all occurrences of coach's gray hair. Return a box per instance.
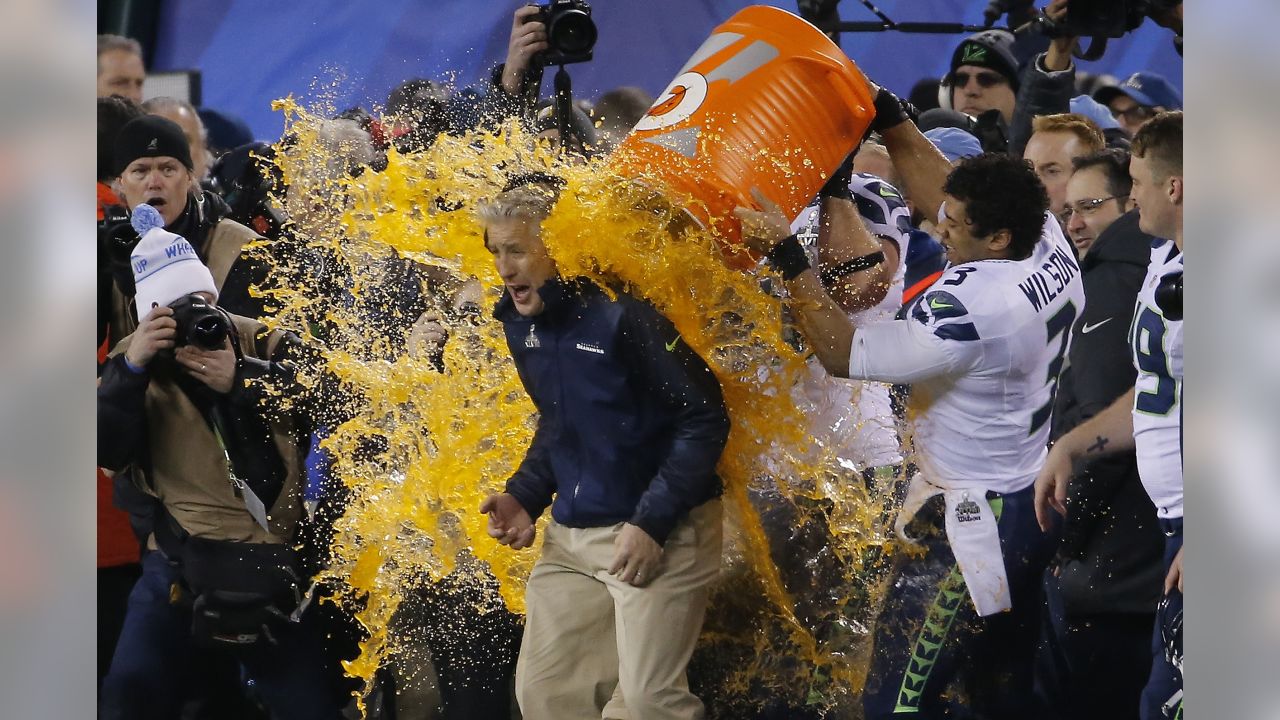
[475,184,557,225]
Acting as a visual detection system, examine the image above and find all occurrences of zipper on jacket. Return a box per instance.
[553,322,581,519]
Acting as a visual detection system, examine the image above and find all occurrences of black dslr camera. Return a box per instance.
[1056,0,1180,38]
[170,294,232,350]
[533,0,597,66]
[210,142,287,240]
[986,0,1181,58]
[100,207,142,295]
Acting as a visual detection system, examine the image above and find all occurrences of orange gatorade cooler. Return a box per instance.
[611,4,875,269]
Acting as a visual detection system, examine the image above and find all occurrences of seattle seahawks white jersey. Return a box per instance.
[1130,239,1183,519]
[847,216,1086,493]
[791,174,910,468]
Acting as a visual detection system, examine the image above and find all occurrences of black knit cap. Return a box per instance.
[114,115,194,176]
[949,29,1020,92]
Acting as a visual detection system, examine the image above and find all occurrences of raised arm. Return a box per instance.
[815,165,898,313]
[871,86,954,225]
[736,188,858,377]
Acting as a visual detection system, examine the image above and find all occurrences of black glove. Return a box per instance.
[819,152,856,200]
[766,234,811,281]
[869,84,917,134]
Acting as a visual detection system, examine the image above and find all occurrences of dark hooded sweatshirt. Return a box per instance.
[1051,210,1165,615]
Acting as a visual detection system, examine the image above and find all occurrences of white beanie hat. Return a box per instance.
[130,203,218,324]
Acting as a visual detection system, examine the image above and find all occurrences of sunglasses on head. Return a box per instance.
[952,70,1008,89]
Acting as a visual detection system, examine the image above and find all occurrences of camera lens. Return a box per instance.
[550,10,596,54]
[191,314,230,350]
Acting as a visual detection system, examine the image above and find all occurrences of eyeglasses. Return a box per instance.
[952,70,1008,89]
[1060,195,1128,220]
[1111,104,1156,123]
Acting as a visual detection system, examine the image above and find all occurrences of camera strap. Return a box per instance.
[208,405,272,533]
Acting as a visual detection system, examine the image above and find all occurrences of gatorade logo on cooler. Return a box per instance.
[634,72,709,132]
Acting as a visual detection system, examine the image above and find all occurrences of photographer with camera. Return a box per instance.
[1007,0,1078,158]
[98,96,144,349]
[97,204,340,720]
[486,2,597,146]
[104,114,269,349]
[496,4,551,109]
[95,92,148,697]
[1006,0,1182,153]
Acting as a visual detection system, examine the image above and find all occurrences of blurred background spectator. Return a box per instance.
[97,34,145,103]
[197,107,256,159]
[1093,71,1183,138]
[589,85,654,153]
[141,96,211,186]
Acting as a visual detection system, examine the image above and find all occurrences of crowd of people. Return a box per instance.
[97,1,1184,718]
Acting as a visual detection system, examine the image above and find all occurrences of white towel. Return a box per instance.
[894,473,1011,617]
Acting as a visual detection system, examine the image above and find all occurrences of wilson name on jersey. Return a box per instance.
[902,216,1085,492]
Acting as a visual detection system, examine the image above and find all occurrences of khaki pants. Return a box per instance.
[516,500,723,720]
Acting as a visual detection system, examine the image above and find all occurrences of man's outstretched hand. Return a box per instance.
[480,493,536,549]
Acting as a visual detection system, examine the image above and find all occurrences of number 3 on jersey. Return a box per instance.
[1132,306,1178,415]
[1029,300,1077,434]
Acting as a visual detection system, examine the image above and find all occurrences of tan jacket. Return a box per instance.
[112,314,305,544]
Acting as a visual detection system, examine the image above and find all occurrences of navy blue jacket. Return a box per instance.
[496,277,729,545]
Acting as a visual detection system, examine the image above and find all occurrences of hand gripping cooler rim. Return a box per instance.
[610,4,875,270]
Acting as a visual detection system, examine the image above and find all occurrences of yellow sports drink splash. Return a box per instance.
[261,6,900,716]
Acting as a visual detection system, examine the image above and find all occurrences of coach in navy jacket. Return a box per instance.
[478,179,729,720]
[496,276,728,544]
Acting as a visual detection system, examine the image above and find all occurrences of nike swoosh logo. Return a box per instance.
[1081,318,1113,334]
[929,298,953,310]
[665,337,680,352]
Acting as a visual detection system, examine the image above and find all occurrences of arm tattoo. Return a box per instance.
[1086,435,1110,454]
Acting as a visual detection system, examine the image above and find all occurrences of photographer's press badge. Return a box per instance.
[230,473,272,533]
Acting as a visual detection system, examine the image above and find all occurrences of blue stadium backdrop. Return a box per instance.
[151,0,1184,142]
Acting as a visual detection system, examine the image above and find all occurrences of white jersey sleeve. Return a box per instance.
[1130,240,1183,519]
